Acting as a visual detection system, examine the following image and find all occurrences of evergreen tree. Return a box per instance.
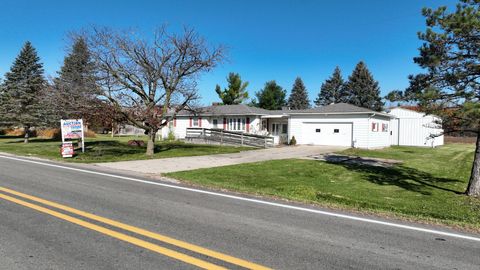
[344,61,383,111]
[253,81,287,110]
[315,67,347,106]
[215,72,249,105]
[0,42,47,143]
[392,0,480,196]
[54,37,99,120]
[287,77,310,109]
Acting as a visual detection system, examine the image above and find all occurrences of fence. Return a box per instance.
[186,128,275,148]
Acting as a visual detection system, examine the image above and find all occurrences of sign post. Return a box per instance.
[60,119,85,156]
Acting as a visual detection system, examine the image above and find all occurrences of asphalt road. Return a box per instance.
[0,155,479,270]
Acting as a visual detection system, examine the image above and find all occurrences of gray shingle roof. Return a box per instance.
[176,104,271,116]
[288,103,375,114]
[175,103,391,117]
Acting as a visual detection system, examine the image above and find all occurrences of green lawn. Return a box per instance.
[167,144,480,230]
[0,135,251,163]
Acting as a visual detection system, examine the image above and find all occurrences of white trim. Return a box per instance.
[0,155,478,242]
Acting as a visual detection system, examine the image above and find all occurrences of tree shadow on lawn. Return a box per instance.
[5,138,61,144]
[84,140,143,156]
[155,143,202,153]
[83,140,199,157]
[324,161,463,195]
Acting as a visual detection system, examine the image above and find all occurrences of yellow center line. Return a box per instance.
[0,186,271,270]
[0,192,227,270]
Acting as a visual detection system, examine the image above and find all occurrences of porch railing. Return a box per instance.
[185,128,275,148]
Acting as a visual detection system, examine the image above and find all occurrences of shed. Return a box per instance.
[387,107,444,147]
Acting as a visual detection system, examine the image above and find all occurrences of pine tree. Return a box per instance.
[344,61,383,111]
[215,72,249,105]
[54,37,99,120]
[315,67,347,106]
[394,0,480,196]
[253,81,287,110]
[287,77,310,109]
[0,42,46,143]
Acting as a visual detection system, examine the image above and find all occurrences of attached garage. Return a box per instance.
[301,122,353,146]
[287,104,394,148]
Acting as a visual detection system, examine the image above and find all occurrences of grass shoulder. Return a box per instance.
[166,144,480,231]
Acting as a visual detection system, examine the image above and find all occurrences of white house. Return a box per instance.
[386,107,444,147]
[119,103,444,149]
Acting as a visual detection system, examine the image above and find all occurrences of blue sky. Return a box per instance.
[0,0,457,106]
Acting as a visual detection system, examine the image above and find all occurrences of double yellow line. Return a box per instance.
[0,186,271,270]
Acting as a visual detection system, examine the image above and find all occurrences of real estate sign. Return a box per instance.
[61,119,85,153]
[61,142,74,158]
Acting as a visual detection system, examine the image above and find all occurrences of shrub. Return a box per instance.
[36,128,61,139]
[5,128,25,136]
[289,136,297,146]
[84,130,97,138]
[167,130,176,141]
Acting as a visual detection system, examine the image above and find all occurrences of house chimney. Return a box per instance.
[281,106,290,111]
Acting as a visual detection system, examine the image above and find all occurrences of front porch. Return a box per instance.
[261,115,289,145]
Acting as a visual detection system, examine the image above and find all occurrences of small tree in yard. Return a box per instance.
[315,67,347,106]
[288,77,310,110]
[215,72,249,105]
[0,42,49,143]
[253,81,287,110]
[83,26,225,156]
[387,0,480,197]
[345,61,384,111]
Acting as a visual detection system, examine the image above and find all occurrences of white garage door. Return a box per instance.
[302,123,353,146]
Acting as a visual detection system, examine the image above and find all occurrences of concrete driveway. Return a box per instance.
[95,145,346,174]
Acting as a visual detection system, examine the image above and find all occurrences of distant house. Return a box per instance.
[119,103,444,148]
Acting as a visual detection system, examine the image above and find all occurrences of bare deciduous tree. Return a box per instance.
[81,26,225,155]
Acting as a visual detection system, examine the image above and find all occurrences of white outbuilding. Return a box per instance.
[386,107,444,147]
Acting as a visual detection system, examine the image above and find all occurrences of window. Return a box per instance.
[227,117,246,131]
[212,119,218,128]
[193,117,199,127]
[272,124,278,135]
[262,119,268,131]
[271,123,287,135]
[382,123,389,132]
[315,128,321,133]
[333,129,339,133]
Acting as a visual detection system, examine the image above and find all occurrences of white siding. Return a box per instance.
[172,116,190,139]
[389,108,444,147]
[162,115,263,140]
